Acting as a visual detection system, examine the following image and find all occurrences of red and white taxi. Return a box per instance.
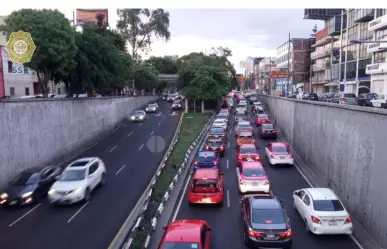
[188,168,224,205]
[237,144,260,167]
[158,220,212,249]
[236,161,270,193]
[264,142,294,165]
[255,114,270,126]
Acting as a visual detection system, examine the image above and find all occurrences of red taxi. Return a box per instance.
[236,131,255,147]
[237,161,270,194]
[237,144,260,167]
[158,220,212,249]
[188,168,224,205]
[255,113,270,126]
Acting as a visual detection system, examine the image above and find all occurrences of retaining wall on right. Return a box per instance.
[258,95,387,248]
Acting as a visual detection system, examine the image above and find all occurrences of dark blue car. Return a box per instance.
[194,151,219,169]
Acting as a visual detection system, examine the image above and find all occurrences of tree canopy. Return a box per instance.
[144,56,178,74]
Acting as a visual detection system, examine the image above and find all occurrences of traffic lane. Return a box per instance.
[0,111,182,249]
[0,102,168,228]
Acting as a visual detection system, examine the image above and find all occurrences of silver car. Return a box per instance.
[331,93,357,105]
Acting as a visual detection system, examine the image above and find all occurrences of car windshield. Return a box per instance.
[59,169,86,181]
[273,146,288,153]
[173,100,180,104]
[258,114,268,119]
[210,128,223,134]
[12,172,40,185]
[148,104,156,107]
[252,209,285,224]
[240,147,256,154]
[313,200,344,211]
[134,111,143,115]
[243,168,264,177]
[214,120,224,124]
[162,242,200,249]
[168,95,175,98]
[262,124,273,129]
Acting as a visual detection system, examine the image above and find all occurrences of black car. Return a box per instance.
[0,166,61,206]
[205,138,226,157]
[208,127,227,142]
[172,100,183,110]
[258,123,277,139]
[357,93,377,106]
[240,194,292,249]
[305,93,318,101]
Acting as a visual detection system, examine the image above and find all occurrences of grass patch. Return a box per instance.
[131,113,210,249]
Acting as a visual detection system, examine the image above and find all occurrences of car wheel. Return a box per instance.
[243,231,250,246]
[83,188,91,203]
[305,219,311,234]
[100,173,107,186]
[33,192,41,203]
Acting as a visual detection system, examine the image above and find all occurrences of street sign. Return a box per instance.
[5,31,36,64]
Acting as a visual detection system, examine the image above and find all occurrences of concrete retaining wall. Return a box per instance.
[258,95,387,248]
[0,96,158,188]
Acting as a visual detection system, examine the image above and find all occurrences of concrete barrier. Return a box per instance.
[0,96,158,188]
[258,95,387,249]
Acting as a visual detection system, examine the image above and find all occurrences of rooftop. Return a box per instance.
[241,161,263,169]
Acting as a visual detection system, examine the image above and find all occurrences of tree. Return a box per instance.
[116,9,171,62]
[144,56,178,74]
[134,64,160,91]
[0,9,77,97]
[310,24,318,38]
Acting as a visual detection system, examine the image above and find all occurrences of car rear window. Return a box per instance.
[173,100,181,104]
[258,114,268,119]
[236,114,245,118]
[313,200,344,211]
[193,179,217,188]
[207,140,223,146]
[162,242,199,249]
[239,135,253,140]
[272,146,288,153]
[343,93,356,98]
[261,124,273,129]
[238,123,250,128]
[240,147,256,154]
[243,168,264,177]
[210,128,223,134]
[252,209,285,224]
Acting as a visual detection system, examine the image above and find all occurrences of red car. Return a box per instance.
[158,220,212,249]
[188,168,224,205]
[237,144,260,167]
[255,114,270,126]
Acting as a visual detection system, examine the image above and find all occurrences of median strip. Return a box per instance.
[130,113,212,249]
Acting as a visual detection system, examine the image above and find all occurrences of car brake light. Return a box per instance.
[311,216,321,224]
[340,98,347,101]
[255,156,260,160]
[279,229,292,238]
[206,145,209,150]
[252,139,255,143]
[264,180,270,185]
[248,228,262,238]
[220,146,224,150]
[194,162,198,165]
[213,161,217,165]
[345,216,352,223]
[240,178,244,185]
[272,130,276,133]
[238,155,242,160]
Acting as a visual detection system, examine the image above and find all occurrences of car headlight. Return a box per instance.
[131,116,135,120]
[1,193,8,199]
[139,115,144,119]
[48,189,56,195]
[22,191,33,198]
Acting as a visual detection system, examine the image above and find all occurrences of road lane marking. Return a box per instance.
[172,174,191,221]
[109,145,117,153]
[228,142,230,148]
[67,202,89,223]
[229,129,232,135]
[8,203,41,227]
[138,144,144,151]
[150,131,154,135]
[226,189,230,208]
[227,159,229,169]
[115,165,126,175]
[128,132,133,137]
[158,122,161,126]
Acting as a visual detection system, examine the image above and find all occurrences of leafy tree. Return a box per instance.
[310,24,318,38]
[144,56,178,74]
[0,9,77,96]
[134,64,160,91]
[116,9,171,62]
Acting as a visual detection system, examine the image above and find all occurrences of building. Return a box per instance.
[275,38,314,94]
[0,16,6,46]
[256,57,277,94]
[366,9,387,94]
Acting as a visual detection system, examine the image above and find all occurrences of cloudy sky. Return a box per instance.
[0,8,323,73]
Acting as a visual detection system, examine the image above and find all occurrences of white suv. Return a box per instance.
[48,157,107,205]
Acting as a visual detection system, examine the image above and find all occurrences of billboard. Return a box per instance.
[271,68,289,79]
[76,9,108,25]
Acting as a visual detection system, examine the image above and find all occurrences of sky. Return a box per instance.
[0,8,323,74]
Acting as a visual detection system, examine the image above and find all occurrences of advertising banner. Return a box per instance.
[76,9,108,25]
[270,68,289,79]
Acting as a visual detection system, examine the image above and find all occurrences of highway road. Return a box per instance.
[174,98,362,249]
[0,99,181,249]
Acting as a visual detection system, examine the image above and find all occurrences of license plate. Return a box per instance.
[265,234,277,240]
[252,182,258,186]
[9,200,17,205]
[211,147,218,150]
[328,221,337,226]
[247,158,253,161]
[201,198,212,203]
[280,156,285,159]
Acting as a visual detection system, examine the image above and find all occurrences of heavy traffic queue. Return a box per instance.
[157,91,354,249]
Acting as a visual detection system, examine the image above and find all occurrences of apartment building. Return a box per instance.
[256,57,276,93]
[275,38,314,94]
[366,9,387,94]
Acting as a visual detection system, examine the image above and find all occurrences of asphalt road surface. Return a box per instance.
[0,100,181,249]
[174,98,361,249]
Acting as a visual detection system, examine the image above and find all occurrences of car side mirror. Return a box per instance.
[280,199,286,204]
[162,226,167,231]
[293,190,299,196]
[207,227,213,231]
[55,175,60,180]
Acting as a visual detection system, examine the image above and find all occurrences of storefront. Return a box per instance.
[366,62,387,94]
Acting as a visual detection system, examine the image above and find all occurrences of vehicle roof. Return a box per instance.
[238,121,250,125]
[67,157,97,168]
[214,118,226,122]
[271,142,287,148]
[258,114,268,117]
[198,151,216,157]
[250,196,281,209]
[305,188,338,200]
[239,131,253,136]
[135,110,145,113]
[242,161,263,169]
[165,220,204,242]
[193,168,219,180]
[240,144,256,148]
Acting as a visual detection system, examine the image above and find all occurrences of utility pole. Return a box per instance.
[287,33,291,96]
[269,60,272,95]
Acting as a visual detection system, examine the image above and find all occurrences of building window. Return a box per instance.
[376,9,387,18]
[375,28,387,40]
[374,51,387,63]
[359,43,369,59]
[10,87,15,96]
[7,61,13,73]
[25,87,30,95]
[346,61,356,79]
[359,22,372,39]
[340,63,345,80]
[358,58,372,78]
[348,26,357,43]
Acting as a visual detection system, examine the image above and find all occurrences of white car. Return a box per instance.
[265,142,294,165]
[130,110,147,122]
[145,103,158,112]
[48,157,107,205]
[239,100,247,106]
[370,94,387,108]
[236,161,270,193]
[293,188,353,235]
[212,119,227,130]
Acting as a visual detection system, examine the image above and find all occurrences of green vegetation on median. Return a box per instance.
[131,113,210,249]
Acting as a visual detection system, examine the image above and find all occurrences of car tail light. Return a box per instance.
[252,139,255,143]
[220,146,224,150]
[264,180,270,185]
[345,216,352,223]
[311,216,321,224]
[279,229,292,238]
[205,145,209,150]
[248,228,262,238]
[238,155,242,160]
[194,161,198,165]
[262,130,266,134]
[255,156,260,160]
[272,130,276,133]
[213,161,217,165]
[270,155,274,159]
[240,178,244,185]
[340,98,347,101]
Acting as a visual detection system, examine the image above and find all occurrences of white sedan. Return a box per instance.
[293,188,353,235]
[212,119,228,130]
[265,142,294,165]
[48,157,107,205]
